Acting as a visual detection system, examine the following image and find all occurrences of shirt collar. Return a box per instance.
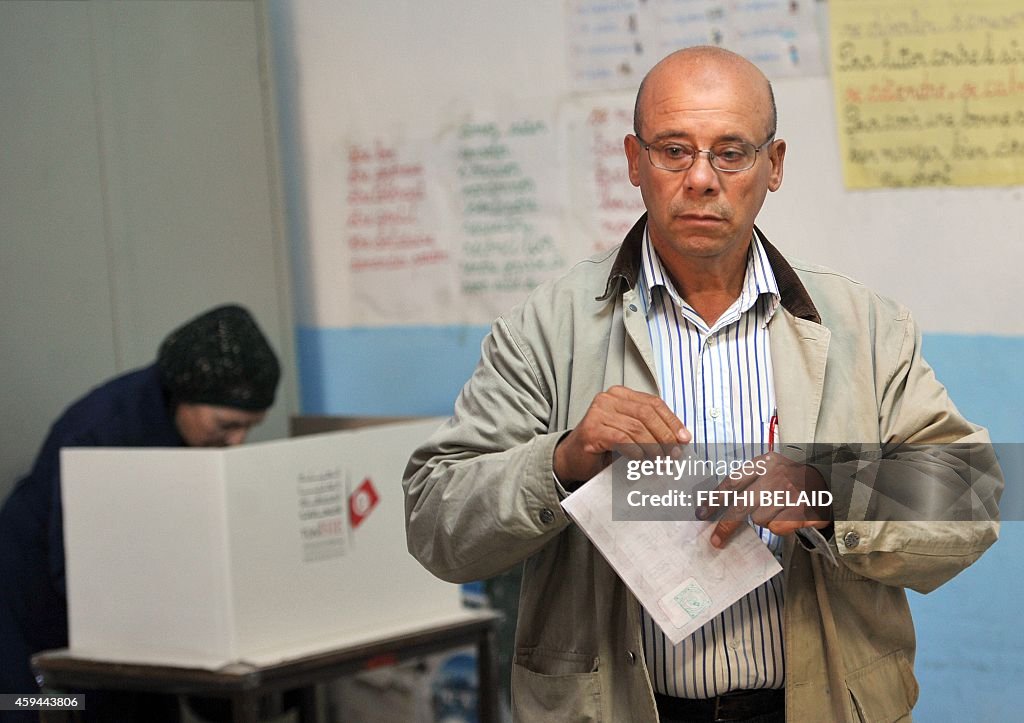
[637,225,781,324]
[600,213,820,325]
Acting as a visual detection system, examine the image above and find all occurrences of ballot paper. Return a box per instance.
[561,465,782,645]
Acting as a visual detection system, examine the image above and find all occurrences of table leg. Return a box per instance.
[478,626,500,723]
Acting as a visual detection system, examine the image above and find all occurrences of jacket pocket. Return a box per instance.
[512,647,601,723]
[846,649,918,723]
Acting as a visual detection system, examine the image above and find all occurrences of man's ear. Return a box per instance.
[767,139,786,192]
[625,134,643,187]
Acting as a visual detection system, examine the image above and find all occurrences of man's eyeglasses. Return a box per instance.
[635,135,774,173]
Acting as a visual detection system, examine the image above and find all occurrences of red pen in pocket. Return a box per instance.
[768,409,778,452]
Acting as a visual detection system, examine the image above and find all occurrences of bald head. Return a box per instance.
[633,47,777,142]
[622,44,787,288]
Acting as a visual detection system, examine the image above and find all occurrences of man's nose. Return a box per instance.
[684,151,721,193]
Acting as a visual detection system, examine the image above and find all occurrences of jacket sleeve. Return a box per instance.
[826,311,1002,593]
[403,314,573,584]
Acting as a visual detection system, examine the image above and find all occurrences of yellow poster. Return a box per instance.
[831,0,1024,188]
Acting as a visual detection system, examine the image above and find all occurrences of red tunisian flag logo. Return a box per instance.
[349,478,380,528]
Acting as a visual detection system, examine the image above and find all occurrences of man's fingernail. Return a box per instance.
[711,534,721,548]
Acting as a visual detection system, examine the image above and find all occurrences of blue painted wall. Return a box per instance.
[297,325,490,417]
[912,335,1023,722]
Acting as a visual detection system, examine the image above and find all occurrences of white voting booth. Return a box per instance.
[60,418,465,668]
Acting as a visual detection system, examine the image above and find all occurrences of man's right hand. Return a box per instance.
[553,385,691,485]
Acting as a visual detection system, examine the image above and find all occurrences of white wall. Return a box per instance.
[275,0,1022,336]
[0,0,296,498]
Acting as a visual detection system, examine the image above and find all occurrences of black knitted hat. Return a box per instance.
[157,304,280,410]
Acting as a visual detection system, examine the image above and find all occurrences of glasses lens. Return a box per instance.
[649,143,694,171]
[710,143,757,171]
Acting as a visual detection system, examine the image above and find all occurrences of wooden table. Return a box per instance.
[32,610,501,723]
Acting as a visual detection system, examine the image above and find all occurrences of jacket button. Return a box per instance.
[628,304,638,312]
[627,650,637,665]
[843,531,860,549]
[539,508,555,524]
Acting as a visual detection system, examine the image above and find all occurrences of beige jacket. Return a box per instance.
[404,217,1001,722]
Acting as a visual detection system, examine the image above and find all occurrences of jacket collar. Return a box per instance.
[597,213,821,324]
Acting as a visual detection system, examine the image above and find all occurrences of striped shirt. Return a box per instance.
[637,227,785,698]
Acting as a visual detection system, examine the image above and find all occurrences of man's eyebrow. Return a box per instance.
[649,130,693,143]
[649,131,752,144]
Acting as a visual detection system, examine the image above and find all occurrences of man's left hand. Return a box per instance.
[695,453,832,548]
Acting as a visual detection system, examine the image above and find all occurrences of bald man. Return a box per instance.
[405,48,1000,722]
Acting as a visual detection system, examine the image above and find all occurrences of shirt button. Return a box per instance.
[539,508,555,525]
[843,531,860,549]
[709,408,721,419]
[626,650,637,665]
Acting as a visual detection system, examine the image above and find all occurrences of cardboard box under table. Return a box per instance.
[58,418,469,668]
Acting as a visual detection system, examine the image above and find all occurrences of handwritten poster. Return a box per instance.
[336,105,574,326]
[831,0,1024,188]
[568,0,825,92]
[567,0,652,89]
[345,138,456,324]
[447,115,569,320]
[566,99,647,255]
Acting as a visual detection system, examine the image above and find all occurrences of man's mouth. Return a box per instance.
[678,213,725,222]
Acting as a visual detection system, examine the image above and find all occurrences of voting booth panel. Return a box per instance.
[60,418,461,668]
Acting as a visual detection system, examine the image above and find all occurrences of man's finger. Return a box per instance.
[710,518,746,549]
[766,505,831,536]
[607,386,690,445]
